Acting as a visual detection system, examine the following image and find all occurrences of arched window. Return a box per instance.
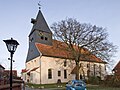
[99,65,102,76]
[64,69,67,79]
[93,64,96,76]
[58,71,61,76]
[48,69,52,79]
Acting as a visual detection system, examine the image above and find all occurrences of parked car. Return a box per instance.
[66,80,87,90]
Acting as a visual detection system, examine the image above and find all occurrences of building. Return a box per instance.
[22,10,107,84]
[0,64,5,71]
[113,60,120,79]
[0,64,5,85]
[0,64,18,85]
[4,70,17,78]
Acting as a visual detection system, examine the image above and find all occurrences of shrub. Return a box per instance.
[104,75,120,87]
[88,76,101,85]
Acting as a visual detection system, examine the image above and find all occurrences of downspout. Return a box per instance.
[39,54,42,84]
[35,43,42,84]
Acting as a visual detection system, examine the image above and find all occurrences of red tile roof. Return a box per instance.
[113,61,120,77]
[36,40,72,59]
[27,67,39,74]
[36,40,106,63]
[21,69,28,73]
[31,67,39,71]
[113,61,120,71]
[0,64,5,69]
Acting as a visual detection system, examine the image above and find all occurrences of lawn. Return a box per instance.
[26,83,120,90]
[87,85,120,90]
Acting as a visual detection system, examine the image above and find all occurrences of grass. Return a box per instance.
[87,85,120,90]
[26,83,66,89]
[26,83,120,90]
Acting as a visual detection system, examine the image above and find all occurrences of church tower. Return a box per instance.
[26,10,52,62]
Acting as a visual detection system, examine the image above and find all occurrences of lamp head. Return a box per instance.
[3,38,19,53]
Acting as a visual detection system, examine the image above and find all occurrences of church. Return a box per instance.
[21,10,107,84]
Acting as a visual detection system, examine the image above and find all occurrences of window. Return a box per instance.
[41,36,44,40]
[58,71,61,76]
[87,64,90,68]
[64,60,67,67]
[93,64,96,76]
[48,69,52,79]
[99,65,101,76]
[80,63,83,67]
[30,73,33,82]
[45,37,48,40]
[25,74,26,80]
[64,70,67,79]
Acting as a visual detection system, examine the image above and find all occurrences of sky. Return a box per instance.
[0,0,120,75]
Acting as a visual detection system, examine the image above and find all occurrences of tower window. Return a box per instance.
[41,36,44,40]
[45,37,48,40]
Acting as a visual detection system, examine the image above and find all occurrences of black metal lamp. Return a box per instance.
[3,38,19,53]
[3,38,19,90]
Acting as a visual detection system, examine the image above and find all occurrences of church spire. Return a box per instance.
[29,10,52,36]
[26,3,52,62]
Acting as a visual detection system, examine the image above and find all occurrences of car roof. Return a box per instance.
[71,80,84,83]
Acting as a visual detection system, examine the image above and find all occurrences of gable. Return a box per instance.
[113,61,120,71]
[0,64,5,70]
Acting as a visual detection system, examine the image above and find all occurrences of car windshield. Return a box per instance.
[74,81,84,86]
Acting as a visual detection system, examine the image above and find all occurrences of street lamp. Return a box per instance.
[3,38,19,90]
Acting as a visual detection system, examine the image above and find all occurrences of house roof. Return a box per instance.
[36,40,72,59]
[0,64,5,69]
[27,67,39,74]
[36,40,106,63]
[21,69,28,73]
[113,60,120,71]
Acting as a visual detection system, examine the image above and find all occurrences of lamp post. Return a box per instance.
[3,38,19,90]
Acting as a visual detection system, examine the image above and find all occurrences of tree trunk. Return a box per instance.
[75,63,80,80]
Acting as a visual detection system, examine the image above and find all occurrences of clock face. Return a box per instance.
[38,31,43,36]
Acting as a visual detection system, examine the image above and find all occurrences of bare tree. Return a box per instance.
[51,18,117,80]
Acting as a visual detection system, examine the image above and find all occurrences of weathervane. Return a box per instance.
[38,1,41,10]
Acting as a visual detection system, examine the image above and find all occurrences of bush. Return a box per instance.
[88,76,101,85]
[104,75,120,87]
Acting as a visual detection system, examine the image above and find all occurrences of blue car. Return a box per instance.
[66,80,87,90]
